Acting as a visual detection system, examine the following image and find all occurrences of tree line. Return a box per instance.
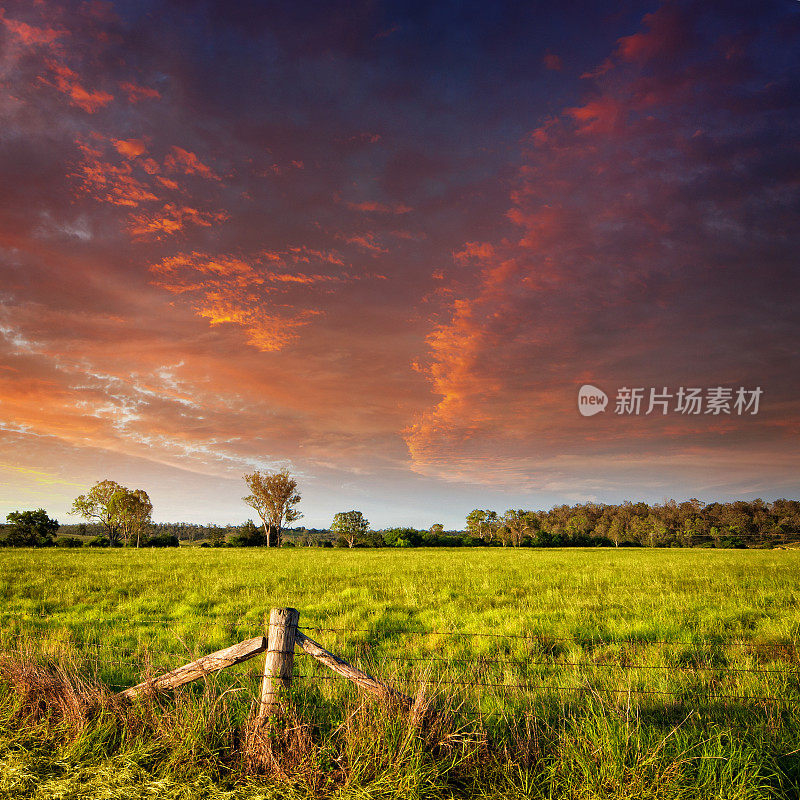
[2,471,798,549]
[461,499,800,549]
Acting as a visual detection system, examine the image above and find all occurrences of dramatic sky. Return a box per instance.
[1,0,798,528]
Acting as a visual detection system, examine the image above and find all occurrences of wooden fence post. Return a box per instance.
[257,607,299,721]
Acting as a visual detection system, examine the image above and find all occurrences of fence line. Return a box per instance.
[3,646,797,682]
[2,606,797,721]
[3,639,797,678]
[301,626,800,650]
[3,616,798,651]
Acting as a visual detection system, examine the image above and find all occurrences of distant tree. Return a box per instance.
[229,519,264,547]
[382,527,423,547]
[115,488,153,547]
[502,509,535,547]
[3,509,59,547]
[607,516,624,547]
[465,509,486,540]
[429,522,444,536]
[71,480,127,545]
[55,536,83,548]
[243,469,302,547]
[466,509,503,544]
[565,512,591,542]
[331,510,369,548]
[208,526,227,547]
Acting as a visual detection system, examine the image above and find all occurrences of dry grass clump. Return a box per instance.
[0,649,102,733]
[241,705,316,781]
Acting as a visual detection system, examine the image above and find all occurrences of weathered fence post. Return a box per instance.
[257,607,299,721]
[295,629,412,708]
[118,636,267,702]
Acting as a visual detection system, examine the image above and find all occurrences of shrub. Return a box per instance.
[144,534,179,548]
[55,537,83,548]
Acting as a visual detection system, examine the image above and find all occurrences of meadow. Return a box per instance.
[1,547,799,799]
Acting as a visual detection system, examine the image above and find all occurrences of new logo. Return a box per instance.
[578,384,608,416]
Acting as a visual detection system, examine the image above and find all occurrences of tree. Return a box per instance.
[243,469,302,547]
[115,488,153,547]
[3,509,59,547]
[465,509,487,541]
[466,509,501,543]
[607,516,624,547]
[331,510,369,548]
[71,480,127,545]
[502,509,535,547]
[229,520,264,547]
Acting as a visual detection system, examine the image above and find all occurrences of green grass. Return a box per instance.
[1,547,799,798]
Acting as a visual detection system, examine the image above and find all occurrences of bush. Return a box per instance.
[87,536,110,547]
[144,534,179,548]
[55,537,83,548]
[227,521,264,547]
[720,537,747,549]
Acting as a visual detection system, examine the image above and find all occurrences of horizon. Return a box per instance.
[1,0,798,530]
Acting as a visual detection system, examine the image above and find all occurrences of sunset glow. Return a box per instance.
[1,0,798,527]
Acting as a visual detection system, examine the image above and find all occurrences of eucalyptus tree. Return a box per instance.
[71,480,152,547]
[331,510,369,548]
[243,469,301,547]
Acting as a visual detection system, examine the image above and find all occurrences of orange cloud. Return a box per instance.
[156,176,180,190]
[344,233,388,254]
[453,241,495,264]
[118,81,161,103]
[112,138,147,159]
[42,60,113,112]
[614,6,684,64]
[566,96,625,135]
[128,204,229,239]
[150,252,263,293]
[148,249,360,351]
[1,14,68,46]
[347,200,412,214]
[165,146,221,181]
[195,295,320,352]
[74,141,159,206]
[141,158,161,175]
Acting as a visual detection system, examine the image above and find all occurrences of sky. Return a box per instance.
[0,0,798,529]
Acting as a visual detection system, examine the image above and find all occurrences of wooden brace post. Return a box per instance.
[118,636,267,701]
[295,629,412,707]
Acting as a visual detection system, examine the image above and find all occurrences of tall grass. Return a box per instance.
[1,548,798,798]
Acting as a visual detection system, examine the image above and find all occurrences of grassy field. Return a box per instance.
[1,547,799,799]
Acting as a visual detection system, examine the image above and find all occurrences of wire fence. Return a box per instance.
[3,612,799,648]
[1,612,797,715]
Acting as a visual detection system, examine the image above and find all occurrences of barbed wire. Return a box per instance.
[300,626,800,651]
[287,675,795,704]
[4,647,797,699]
[4,641,797,678]
[2,618,798,714]
[95,670,795,706]
[2,616,797,652]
